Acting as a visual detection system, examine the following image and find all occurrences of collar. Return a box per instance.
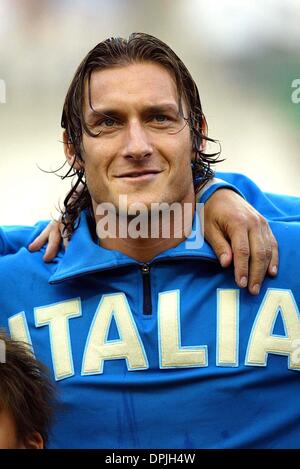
[49,210,218,284]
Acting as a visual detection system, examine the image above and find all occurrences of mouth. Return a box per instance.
[115,170,163,181]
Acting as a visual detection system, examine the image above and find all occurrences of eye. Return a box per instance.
[152,114,168,123]
[101,117,117,127]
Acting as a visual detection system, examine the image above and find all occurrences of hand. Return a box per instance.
[204,189,278,295]
[28,220,67,262]
[28,182,84,261]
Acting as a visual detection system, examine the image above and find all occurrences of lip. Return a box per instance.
[115,170,163,181]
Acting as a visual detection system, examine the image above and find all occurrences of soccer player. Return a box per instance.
[0,331,55,449]
[0,33,299,448]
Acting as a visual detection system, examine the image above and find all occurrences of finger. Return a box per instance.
[28,224,52,251]
[57,218,69,250]
[59,222,69,251]
[230,227,250,289]
[248,223,271,295]
[204,226,233,268]
[62,235,70,250]
[43,229,62,262]
[267,227,279,277]
[63,237,68,250]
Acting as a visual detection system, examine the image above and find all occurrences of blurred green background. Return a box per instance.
[0,0,299,224]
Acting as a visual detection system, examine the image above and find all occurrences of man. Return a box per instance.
[0,331,55,449]
[0,33,299,448]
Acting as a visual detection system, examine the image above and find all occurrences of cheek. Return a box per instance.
[0,416,19,448]
[171,140,193,173]
[82,138,114,174]
[81,146,105,179]
[169,130,193,162]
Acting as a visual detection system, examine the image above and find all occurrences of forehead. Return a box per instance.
[84,62,180,114]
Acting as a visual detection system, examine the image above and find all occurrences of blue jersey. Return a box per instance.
[215,172,300,222]
[0,173,299,448]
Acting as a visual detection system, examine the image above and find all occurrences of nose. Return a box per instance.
[121,120,153,160]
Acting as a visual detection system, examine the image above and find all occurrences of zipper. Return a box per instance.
[138,255,217,317]
[51,256,218,319]
[141,263,152,315]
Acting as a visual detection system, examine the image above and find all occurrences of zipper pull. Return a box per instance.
[141,264,150,274]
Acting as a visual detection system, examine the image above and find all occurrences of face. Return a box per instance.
[66,62,195,213]
[0,407,20,449]
[0,407,43,449]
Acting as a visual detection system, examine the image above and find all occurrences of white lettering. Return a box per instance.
[8,311,34,354]
[217,289,239,366]
[246,289,300,369]
[35,298,82,380]
[158,290,207,368]
[82,293,148,374]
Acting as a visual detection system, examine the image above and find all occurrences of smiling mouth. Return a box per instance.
[116,170,162,179]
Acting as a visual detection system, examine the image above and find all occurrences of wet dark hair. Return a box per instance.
[0,330,56,446]
[60,32,221,237]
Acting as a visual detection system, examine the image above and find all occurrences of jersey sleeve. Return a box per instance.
[0,221,49,256]
[199,171,300,221]
[197,177,245,204]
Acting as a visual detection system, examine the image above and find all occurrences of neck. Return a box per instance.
[93,193,196,262]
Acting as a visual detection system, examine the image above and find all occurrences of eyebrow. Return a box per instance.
[85,102,180,120]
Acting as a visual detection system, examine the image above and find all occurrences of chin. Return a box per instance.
[121,197,153,212]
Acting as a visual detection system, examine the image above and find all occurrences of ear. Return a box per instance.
[23,431,44,449]
[63,130,83,171]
